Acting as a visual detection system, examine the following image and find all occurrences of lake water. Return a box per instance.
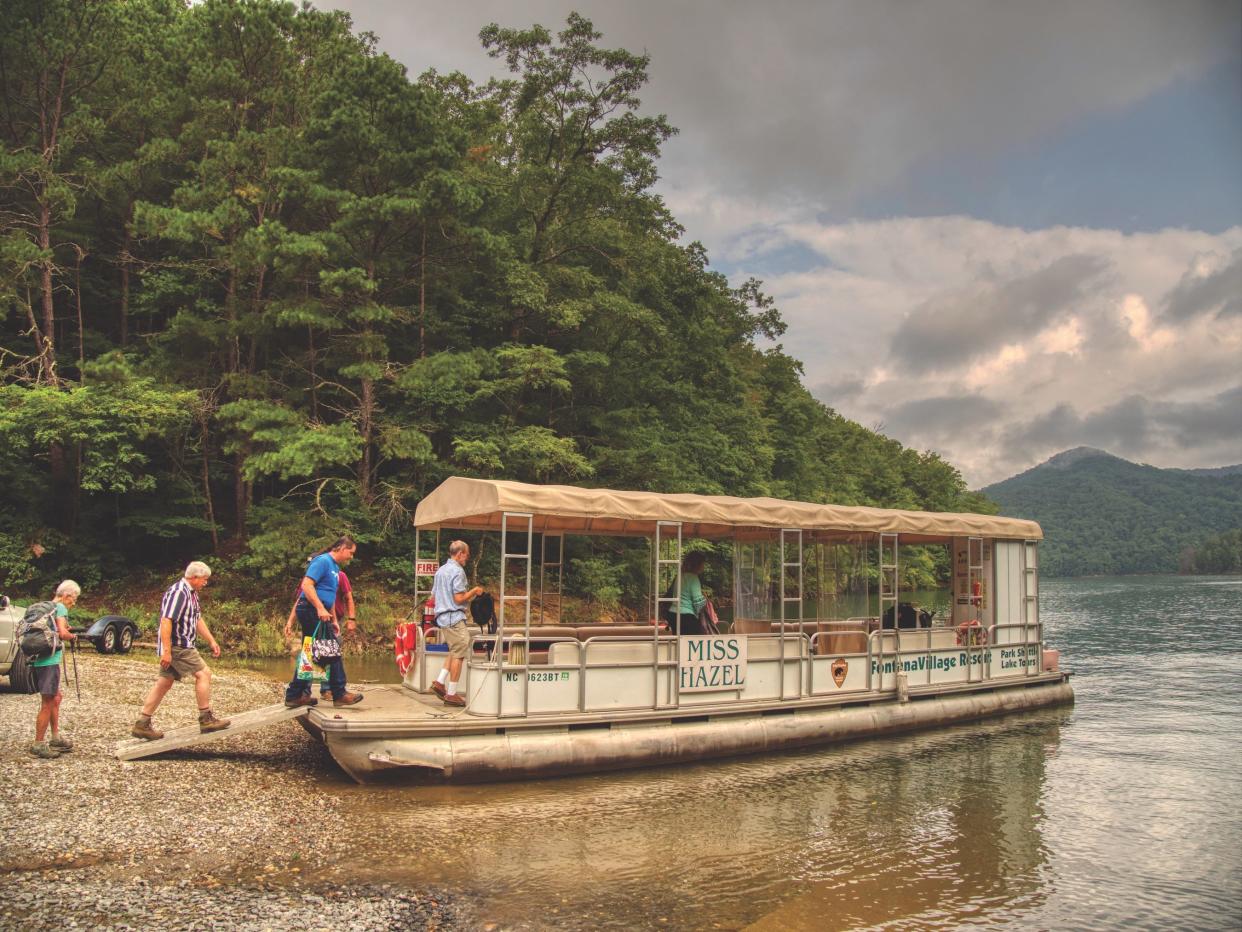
[282,576,1242,929]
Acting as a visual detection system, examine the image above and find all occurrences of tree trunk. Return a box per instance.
[74,246,85,378]
[200,416,219,553]
[359,374,374,503]
[224,269,239,374]
[233,451,248,542]
[119,204,132,346]
[308,325,318,420]
[419,227,427,358]
[37,199,58,386]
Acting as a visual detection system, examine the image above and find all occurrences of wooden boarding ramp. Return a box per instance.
[115,702,309,761]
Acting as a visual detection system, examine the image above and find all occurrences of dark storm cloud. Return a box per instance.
[888,254,1109,373]
[1163,385,1242,447]
[999,386,1242,464]
[329,0,1237,202]
[1162,249,1242,322]
[810,376,866,406]
[881,395,1007,440]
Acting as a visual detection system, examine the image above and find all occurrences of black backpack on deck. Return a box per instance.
[18,601,60,660]
[470,592,497,634]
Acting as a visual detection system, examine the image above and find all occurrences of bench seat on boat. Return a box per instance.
[548,638,675,666]
[733,618,876,654]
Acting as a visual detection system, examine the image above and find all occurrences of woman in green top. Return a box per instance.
[30,580,80,759]
[675,551,709,636]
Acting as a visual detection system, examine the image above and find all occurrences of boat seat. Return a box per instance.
[549,639,674,666]
[574,623,666,640]
[745,635,808,659]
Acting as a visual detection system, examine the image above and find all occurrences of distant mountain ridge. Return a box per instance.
[981,447,1242,576]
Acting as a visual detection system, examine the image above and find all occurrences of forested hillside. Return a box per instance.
[982,448,1242,576]
[0,1,990,596]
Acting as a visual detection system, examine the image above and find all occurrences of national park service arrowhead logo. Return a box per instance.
[831,657,848,688]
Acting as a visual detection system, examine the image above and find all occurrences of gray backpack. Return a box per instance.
[18,601,60,660]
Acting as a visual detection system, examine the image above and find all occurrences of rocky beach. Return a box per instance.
[0,652,467,931]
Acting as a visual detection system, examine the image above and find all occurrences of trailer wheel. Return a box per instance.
[116,624,134,654]
[99,625,117,654]
[8,651,38,693]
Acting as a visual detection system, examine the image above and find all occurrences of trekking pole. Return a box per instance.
[70,636,80,701]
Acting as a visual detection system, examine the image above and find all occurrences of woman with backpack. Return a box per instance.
[28,580,80,759]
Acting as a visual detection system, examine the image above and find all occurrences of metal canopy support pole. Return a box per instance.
[654,521,682,710]
[878,532,899,692]
[497,512,534,719]
[1023,539,1040,677]
[780,528,803,700]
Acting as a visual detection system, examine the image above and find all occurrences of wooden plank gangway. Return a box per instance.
[115,702,310,761]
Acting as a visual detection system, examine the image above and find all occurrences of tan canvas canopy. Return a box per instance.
[413,477,1042,541]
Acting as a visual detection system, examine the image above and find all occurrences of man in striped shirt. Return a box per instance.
[131,561,230,740]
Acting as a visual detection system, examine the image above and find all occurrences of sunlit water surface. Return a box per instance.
[269,576,1242,929]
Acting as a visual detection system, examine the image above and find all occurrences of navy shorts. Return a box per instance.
[34,664,61,697]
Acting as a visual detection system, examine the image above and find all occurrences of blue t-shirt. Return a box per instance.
[302,553,340,610]
[431,560,467,627]
[31,602,68,668]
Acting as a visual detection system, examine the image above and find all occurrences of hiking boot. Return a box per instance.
[131,720,164,741]
[333,692,363,707]
[49,734,74,752]
[285,695,318,708]
[29,741,60,759]
[441,692,466,707]
[199,710,231,733]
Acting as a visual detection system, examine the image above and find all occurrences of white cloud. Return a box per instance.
[1121,294,1175,352]
[696,208,1242,485]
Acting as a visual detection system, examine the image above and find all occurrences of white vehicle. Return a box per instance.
[304,477,1073,782]
[0,596,38,692]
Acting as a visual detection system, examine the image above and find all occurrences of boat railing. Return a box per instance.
[450,619,1045,717]
[580,635,680,712]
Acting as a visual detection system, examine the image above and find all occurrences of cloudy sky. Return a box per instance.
[327,0,1241,487]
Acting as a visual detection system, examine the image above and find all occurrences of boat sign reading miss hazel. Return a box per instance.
[680,636,747,692]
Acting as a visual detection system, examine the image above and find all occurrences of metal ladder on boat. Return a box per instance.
[654,521,682,710]
[496,512,534,719]
[877,532,899,692]
[1022,538,1040,677]
[538,533,563,624]
[779,528,804,699]
[966,536,984,683]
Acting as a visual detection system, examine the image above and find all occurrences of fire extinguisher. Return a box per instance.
[971,578,982,606]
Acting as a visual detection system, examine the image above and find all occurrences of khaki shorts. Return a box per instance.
[159,647,208,681]
[440,621,471,659]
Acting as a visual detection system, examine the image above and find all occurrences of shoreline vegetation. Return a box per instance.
[1,2,990,615]
[0,653,467,930]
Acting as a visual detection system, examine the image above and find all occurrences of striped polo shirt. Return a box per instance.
[159,578,201,650]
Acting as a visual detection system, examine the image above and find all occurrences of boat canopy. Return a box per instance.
[413,477,1042,541]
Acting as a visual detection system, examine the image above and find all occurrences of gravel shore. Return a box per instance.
[0,651,468,930]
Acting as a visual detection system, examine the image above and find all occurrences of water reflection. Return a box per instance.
[316,709,1067,930]
[271,575,1241,930]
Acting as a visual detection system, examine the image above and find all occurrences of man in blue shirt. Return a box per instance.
[431,540,484,707]
[284,536,363,708]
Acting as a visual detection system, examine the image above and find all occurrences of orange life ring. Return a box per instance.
[955,621,988,647]
[394,622,417,675]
